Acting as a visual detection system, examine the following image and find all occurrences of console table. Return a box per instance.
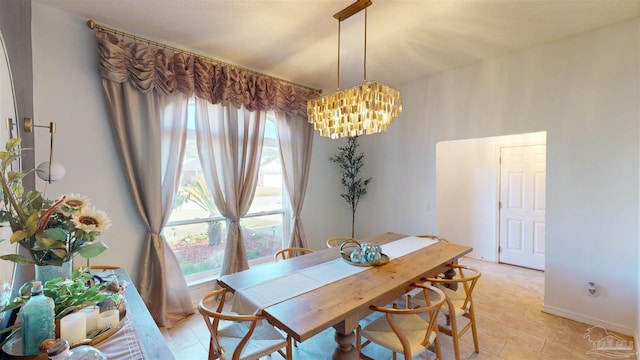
[1,269,175,360]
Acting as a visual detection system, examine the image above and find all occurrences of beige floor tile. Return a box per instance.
[499,341,545,360]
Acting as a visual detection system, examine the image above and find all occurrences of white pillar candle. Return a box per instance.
[97,309,119,330]
[80,306,99,332]
[60,312,87,345]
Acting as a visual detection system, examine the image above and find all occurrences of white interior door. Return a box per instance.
[499,144,546,270]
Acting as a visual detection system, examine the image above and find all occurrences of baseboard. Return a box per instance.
[464,253,497,263]
[189,279,217,309]
[542,304,635,336]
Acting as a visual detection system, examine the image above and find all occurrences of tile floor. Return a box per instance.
[160,257,637,360]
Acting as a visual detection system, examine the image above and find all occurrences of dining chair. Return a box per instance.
[407,264,481,360]
[325,236,357,248]
[89,265,121,272]
[198,289,292,360]
[274,247,314,260]
[357,283,446,360]
[415,235,457,289]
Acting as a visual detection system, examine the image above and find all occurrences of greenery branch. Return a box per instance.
[329,137,372,238]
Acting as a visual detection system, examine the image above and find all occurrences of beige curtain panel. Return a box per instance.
[101,81,194,327]
[274,111,314,249]
[95,31,319,116]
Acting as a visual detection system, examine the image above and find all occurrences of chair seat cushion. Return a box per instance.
[361,313,437,359]
[217,321,286,360]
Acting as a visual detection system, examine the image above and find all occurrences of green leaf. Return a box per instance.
[44,227,67,241]
[5,138,20,152]
[9,230,26,244]
[24,212,39,236]
[50,248,68,259]
[7,171,25,182]
[33,234,56,250]
[0,254,34,265]
[77,241,108,259]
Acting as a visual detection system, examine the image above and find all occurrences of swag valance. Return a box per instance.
[96,31,320,116]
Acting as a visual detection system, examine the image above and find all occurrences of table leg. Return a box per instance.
[332,330,358,360]
[443,266,458,291]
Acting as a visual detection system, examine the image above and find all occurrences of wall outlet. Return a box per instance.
[587,282,598,297]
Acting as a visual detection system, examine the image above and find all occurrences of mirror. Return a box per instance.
[0,30,19,322]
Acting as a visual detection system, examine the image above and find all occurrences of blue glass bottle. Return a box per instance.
[21,280,55,355]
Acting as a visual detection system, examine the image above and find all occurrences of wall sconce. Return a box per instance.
[23,118,66,183]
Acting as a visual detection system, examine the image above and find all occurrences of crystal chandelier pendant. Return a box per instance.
[307,81,402,139]
[307,0,403,139]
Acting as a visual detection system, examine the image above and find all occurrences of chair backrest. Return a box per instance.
[90,265,121,272]
[416,234,449,242]
[199,288,264,359]
[426,264,481,313]
[274,247,314,260]
[326,236,357,248]
[369,284,446,359]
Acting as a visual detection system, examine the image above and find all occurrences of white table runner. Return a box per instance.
[231,236,438,314]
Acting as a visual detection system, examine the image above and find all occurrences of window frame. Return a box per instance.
[164,109,290,284]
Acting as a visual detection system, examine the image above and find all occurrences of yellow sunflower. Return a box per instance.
[57,193,90,216]
[72,207,112,234]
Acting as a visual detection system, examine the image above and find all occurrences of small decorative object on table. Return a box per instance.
[47,339,106,360]
[339,239,389,266]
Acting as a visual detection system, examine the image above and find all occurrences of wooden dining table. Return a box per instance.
[217,232,472,360]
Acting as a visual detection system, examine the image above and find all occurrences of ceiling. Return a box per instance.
[35,0,640,93]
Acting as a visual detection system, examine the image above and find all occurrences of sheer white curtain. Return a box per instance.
[193,98,266,275]
[102,81,193,326]
[274,111,314,248]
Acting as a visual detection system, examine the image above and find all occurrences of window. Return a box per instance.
[164,101,289,283]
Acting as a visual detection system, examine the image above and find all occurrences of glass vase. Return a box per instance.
[35,260,73,284]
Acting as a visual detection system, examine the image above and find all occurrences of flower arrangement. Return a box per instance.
[0,138,111,266]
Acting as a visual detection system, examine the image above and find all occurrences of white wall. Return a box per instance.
[31,4,147,277]
[303,135,353,248]
[30,4,349,280]
[359,19,639,334]
[436,132,546,261]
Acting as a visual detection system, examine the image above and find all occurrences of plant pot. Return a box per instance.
[35,260,73,285]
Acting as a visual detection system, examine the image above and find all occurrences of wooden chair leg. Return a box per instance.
[434,333,442,360]
[208,338,217,360]
[469,308,480,353]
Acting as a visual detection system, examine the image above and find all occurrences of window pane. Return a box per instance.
[165,220,227,276]
[241,214,285,261]
[249,140,283,213]
[165,107,288,280]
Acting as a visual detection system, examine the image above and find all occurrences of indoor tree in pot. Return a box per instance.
[329,136,372,238]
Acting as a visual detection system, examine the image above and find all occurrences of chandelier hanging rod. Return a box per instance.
[334,0,372,91]
[86,20,320,93]
[333,0,372,21]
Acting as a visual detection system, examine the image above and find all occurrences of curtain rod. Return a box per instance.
[86,20,320,93]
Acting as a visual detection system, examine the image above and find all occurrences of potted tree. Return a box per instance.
[329,137,372,238]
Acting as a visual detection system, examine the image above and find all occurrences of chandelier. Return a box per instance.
[307,0,402,139]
